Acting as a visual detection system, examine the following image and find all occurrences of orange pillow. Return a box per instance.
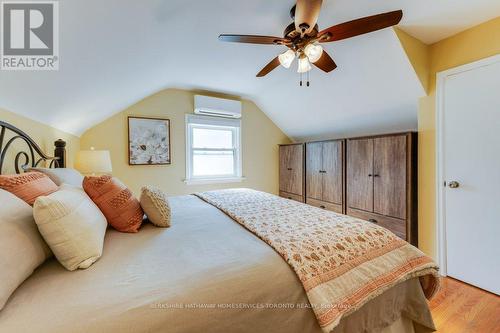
[83,175,143,233]
[0,172,58,205]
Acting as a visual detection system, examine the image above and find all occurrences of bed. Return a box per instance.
[0,121,438,333]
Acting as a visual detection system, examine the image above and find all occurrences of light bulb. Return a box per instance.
[297,55,312,73]
[278,49,295,69]
[304,43,323,63]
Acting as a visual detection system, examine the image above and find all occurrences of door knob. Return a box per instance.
[448,181,460,188]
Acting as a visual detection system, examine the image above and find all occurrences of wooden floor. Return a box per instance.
[429,277,500,333]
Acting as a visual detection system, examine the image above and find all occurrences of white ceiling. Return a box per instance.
[0,0,498,139]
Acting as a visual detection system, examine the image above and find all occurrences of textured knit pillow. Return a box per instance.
[0,189,52,310]
[83,175,143,233]
[140,186,171,227]
[0,172,58,205]
[33,184,107,271]
[28,168,84,187]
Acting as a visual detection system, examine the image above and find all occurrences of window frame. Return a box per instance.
[185,114,243,184]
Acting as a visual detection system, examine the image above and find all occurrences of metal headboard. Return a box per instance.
[0,120,66,174]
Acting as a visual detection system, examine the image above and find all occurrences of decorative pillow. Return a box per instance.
[140,186,171,227]
[28,168,84,187]
[0,189,52,310]
[0,172,58,205]
[33,184,107,271]
[83,175,143,233]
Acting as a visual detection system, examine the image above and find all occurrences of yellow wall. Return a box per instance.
[416,17,500,259]
[394,28,430,93]
[0,108,80,173]
[80,88,290,196]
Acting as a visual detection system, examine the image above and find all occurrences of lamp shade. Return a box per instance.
[278,49,295,69]
[304,43,323,63]
[75,148,112,175]
[297,55,312,73]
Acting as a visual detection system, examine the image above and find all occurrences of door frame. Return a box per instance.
[435,53,500,276]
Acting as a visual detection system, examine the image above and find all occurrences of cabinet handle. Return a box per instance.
[319,170,327,174]
[368,174,373,177]
[368,219,378,224]
[288,197,292,200]
[320,205,326,209]
[287,168,292,171]
[373,174,380,177]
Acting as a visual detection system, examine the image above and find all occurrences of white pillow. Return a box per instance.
[33,184,107,271]
[0,189,52,310]
[140,186,171,227]
[29,168,84,187]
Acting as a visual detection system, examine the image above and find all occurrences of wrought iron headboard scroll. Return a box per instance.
[0,121,65,174]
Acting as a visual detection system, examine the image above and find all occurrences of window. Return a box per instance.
[186,114,242,184]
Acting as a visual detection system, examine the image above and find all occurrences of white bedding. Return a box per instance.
[0,195,434,333]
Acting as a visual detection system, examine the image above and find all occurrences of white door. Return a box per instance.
[440,55,500,295]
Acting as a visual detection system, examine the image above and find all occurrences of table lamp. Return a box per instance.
[75,147,112,175]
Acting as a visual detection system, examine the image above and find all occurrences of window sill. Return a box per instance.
[183,177,246,186]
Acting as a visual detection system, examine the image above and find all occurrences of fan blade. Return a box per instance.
[319,10,403,42]
[256,57,281,77]
[219,34,288,45]
[295,0,323,34]
[313,51,337,73]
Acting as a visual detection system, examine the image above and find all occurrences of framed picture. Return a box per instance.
[128,116,171,165]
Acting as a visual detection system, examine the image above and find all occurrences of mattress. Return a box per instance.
[0,195,435,333]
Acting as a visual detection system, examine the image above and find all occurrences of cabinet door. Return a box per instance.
[373,136,406,219]
[279,146,291,193]
[288,144,304,196]
[306,142,323,200]
[322,141,343,205]
[347,139,373,212]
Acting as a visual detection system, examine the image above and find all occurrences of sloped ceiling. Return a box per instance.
[0,0,499,139]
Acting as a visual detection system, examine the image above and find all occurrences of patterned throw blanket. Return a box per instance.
[195,189,440,333]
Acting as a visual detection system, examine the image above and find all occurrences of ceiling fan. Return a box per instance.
[218,0,403,85]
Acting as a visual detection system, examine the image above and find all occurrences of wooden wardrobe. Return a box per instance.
[305,140,344,213]
[278,132,417,246]
[346,133,417,245]
[279,143,305,202]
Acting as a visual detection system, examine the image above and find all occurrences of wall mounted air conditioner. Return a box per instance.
[194,95,242,119]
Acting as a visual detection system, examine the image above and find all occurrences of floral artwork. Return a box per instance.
[128,117,171,165]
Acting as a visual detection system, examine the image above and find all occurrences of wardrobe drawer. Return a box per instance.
[307,198,342,213]
[347,208,407,240]
[280,191,304,203]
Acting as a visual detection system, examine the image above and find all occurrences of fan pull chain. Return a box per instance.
[298,72,312,87]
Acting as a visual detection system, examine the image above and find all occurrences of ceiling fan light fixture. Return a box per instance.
[304,43,323,63]
[219,5,403,79]
[278,49,295,68]
[297,55,312,73]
